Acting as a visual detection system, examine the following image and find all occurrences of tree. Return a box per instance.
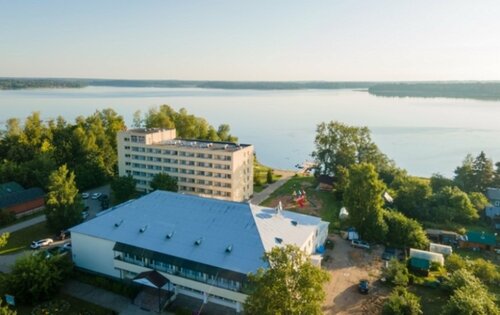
[383,210,429,250]
[494,162,500,188]
[150,173,178,192]
[343,163,387,242]
[5,252,72,304]
[45,165,83,233]
[428,186,478,223]
[471,151,494,193]
[111,175,138,203]
[266,169,273,184]
[312,121,390,176]
[0,299,16,315]
[430,173,455,193]
[454,154,475,193]
[391,175,432,220]
[442,285,499,315]
[245,245,330,315]
[445,254,466,273]
[471,258,500,285]
[382,286,422,315]
[383,259,410,286]
[442,268,499,315]
[468,192,489,215]
[0,232,9,248]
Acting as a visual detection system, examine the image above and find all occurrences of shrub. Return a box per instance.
[382,286,422,315]
[383,259,409,286]
[445,254,466,273]
[0,209,16,227]
[471,258,500,285]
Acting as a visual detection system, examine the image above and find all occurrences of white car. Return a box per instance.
[30,238,54,249]
[351,239,370,250]
[63,242,72,251]
[91,193,102,200]
[81,193,90,199]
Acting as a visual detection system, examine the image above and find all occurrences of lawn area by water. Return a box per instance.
[0,222,53,255]
[261,175,341,231]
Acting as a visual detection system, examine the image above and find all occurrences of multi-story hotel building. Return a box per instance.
[117,128,254,202]
[70,191,329,313]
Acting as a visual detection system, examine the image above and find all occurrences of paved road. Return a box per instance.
[250,170,296,205]
[0,214,46,235]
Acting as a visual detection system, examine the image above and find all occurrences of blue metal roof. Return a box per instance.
[70,191,327,275]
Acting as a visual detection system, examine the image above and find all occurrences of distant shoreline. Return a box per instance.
[1,78,500,101]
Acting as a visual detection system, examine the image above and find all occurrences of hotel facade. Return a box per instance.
[117,128,254,202]
[69,191,329,313]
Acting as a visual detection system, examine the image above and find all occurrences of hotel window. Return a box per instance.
[125,154,131,158]
[124,146,130,150]
[131,135,138,142]
[125,162,131,166]
[124,137,130,142]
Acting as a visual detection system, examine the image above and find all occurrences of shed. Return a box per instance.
[409,248,444,266]
[459,231,497,251]
[410,257,431,270]
[429,243,452,256]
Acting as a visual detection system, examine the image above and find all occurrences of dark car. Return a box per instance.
[358,279,369,294]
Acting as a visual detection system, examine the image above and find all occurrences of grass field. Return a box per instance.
[261,175,341,231]
[408,285,449,314]
[0,222,53,255]
[253,159,282,193]
[13,293,113,315]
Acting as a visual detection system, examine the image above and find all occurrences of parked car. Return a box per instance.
[382,247,405,260]
[351,239,370,249]
[30,238,54,249]
[91,192,102,200]
[358,279,369,294]
[98,194,108,201]
[81,193,90,199]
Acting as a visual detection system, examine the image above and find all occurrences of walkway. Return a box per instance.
[63,280,175,314]
[251,170,295,205]
[0,214,46,235]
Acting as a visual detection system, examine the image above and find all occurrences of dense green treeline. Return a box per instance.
[369,82,500,100]
[4,78,500,100]
[0,106,237,191]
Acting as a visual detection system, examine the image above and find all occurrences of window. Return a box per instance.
[495,201,500,207]
[124,137,130,142]
[124,146,130,150]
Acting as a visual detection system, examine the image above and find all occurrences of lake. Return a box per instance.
[1,86,499,177]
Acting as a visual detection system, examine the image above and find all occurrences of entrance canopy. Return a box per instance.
[133,270,170,289]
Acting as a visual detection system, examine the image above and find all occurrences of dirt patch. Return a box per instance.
[322,234,390,315]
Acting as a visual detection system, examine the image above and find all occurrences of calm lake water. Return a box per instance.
[1,86,499,177]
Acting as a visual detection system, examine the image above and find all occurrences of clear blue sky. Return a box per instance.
[1,0,499,81]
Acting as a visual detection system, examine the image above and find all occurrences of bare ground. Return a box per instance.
[322,234,390,315]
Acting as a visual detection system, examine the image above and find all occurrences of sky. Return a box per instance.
[1,0,499,81]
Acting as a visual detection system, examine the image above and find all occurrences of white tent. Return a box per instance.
[339,207,349,220]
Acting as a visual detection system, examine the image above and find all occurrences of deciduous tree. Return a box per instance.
[150,173,178,192]
[45,165,83,233]
[383,210,429,250]
[382,286,422,315]
[111,175,138,203]
[391,176,432,220]
[245,245,330,315]
[343,163,387,242]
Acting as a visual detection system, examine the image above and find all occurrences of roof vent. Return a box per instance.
[275,237,283,244]
[225,245,233,253]
[291,220,298,226]
[114,219,123,228]
[139,225,148,233]
[194,238,203,246]
[166,231,175,239]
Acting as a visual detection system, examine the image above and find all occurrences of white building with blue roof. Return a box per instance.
[69,190,329,312]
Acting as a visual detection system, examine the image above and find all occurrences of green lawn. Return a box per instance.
[408,285,449,315]
[261,175,341,231]
[0,211,44,229]
[14,293,113,315]
[0,222,53,255]
[253,159,282,193]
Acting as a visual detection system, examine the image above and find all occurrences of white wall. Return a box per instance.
[71,232,120,277]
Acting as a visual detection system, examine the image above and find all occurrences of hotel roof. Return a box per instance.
[70,191,328,276]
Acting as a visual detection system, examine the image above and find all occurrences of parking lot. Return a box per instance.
[81,184,111,221]
[322,234,389,315]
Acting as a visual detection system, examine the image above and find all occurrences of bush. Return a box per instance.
[73,270,140,299]
[471,258,500,285]
[382,286,422,315]
[0,209,16,227]
[32,299,70,315]
[445,254,466,273]
[383,259,409,286]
